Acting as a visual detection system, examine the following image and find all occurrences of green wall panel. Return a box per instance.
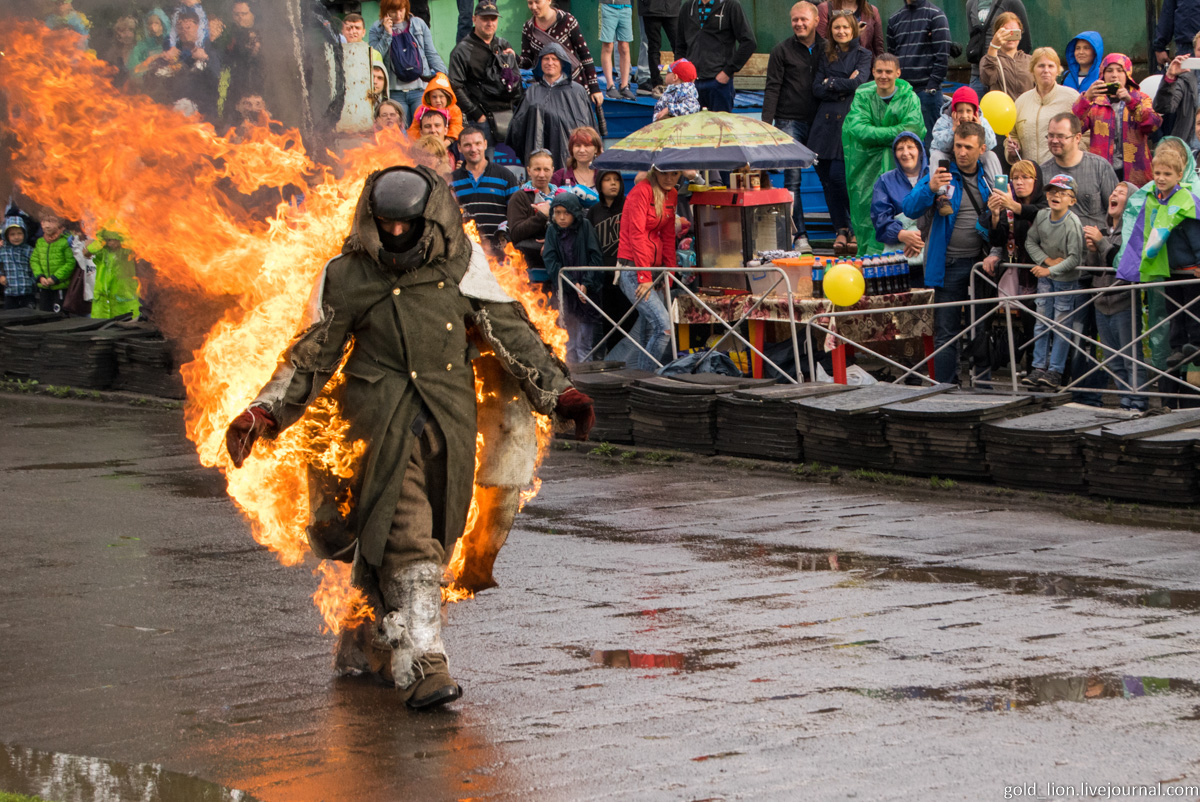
[420,0,1149,78]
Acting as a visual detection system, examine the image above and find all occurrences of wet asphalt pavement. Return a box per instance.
[1,394,1199,802]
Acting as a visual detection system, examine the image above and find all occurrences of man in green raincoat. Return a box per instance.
[224,165,594,710]
[842,54,926,256]
[88,229,140,319]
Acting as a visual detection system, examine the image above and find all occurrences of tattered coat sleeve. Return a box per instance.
[252,261,355,431]
[458,244,572,415]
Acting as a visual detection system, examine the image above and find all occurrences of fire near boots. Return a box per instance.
[378,561,462,710]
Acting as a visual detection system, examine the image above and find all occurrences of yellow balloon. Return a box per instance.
[823,262,865,307]
[979,90,1017,136]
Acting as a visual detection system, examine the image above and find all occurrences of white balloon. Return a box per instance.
[1140,74,1163,99]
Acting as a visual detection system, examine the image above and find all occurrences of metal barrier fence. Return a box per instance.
[559,263,1200,403]
[558,265,804,382]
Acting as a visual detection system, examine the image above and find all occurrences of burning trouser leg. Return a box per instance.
[351,415,462,709]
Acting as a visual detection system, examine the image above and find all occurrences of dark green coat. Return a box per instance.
[254,166,571,568]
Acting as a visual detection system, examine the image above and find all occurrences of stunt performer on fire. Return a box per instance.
[224,165,595,710]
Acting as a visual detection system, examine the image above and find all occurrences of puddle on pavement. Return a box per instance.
[525,513,1200,613]
[8,459,134,471]
[108,468,230,499]
[0,743,260,801]
[841,673,1200,714]
[563,646,735,673]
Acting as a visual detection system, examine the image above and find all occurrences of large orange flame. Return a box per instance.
[2,23,564,633]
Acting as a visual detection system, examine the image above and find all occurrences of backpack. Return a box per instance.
[388,24,424,83]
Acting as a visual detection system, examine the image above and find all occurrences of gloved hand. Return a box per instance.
[555,387,595,441]
[225,406,277,468]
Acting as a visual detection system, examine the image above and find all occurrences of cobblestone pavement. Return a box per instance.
[0,395,1198,802]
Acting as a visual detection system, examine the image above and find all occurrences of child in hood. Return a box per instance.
[1117,139,1200,372]
[653,59,700,122]
[1063,31,1103,94]
[0,217,35,310]
[1073,53,1162,185]
[88,229,140,320]
[406,73,463,141]
[542,192,605,363]
[1087,181,1145,409]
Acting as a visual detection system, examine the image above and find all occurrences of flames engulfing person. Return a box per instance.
[224,166,595,709]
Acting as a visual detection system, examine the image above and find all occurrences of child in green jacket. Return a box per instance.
[30,216,75,312]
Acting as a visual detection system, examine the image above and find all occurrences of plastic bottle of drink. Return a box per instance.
[812,257,824,299]
[878,254,891,295]
[883,252,897,294]
[863,258,877,297]
[898,251,911,292]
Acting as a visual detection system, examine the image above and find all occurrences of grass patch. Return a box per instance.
[850,468,913,486]
[1,793,56,802]
[618,450,637,463]
[929,476,957,490]
[589,442,617,457]
[642,451,677,463]
[791,462,841,480]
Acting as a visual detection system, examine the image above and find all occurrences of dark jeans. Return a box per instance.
[919,89,942,150]
[3,294,35,310]
[774,118,810,236]
[36,287,63,313]
[696,77,735,113]
[641,15,677,87]
[932,256,977,384]
[815,158,850,233]
[456,0,473,42]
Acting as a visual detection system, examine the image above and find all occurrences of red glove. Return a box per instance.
[555,387,595,441]
[225,406,277,468]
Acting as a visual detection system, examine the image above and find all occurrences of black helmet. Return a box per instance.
[371,168,430,221]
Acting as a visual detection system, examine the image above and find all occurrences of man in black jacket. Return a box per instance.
[675,0,756,113]
[1156,33,1200,144]
[762,0,820,252]
[448,1,523,146]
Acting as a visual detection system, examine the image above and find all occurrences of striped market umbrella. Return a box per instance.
[592,111,816,172]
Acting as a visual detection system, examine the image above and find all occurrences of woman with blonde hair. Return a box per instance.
[981,11,1032,101]
[1007,47,1080,165]
[611,167,680,370]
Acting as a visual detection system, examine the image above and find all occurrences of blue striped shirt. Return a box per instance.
[885,0,951,92]
[451,162,520,240]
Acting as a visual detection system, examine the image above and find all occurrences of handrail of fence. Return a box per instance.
[559,262,1200,402]
[558,265,804,382]
[803,264,1200,400]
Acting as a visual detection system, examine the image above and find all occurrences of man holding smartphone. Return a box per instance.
[902,122,998,384]
[1156,31,1200,145]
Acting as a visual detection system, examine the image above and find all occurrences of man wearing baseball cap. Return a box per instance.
[448,0,523,146]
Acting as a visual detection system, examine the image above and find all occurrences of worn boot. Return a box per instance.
[379,561,463,710]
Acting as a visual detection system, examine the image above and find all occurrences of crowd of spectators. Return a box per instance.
[10,0,1200,405]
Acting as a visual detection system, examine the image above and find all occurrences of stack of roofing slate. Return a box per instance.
[630,375,774,454]
[982,405,1139,493]
[0,317,109,382]
[792,383,953,469]
[114,336,186,399]
[0,309,63,377]
[1082,409,1200,503]
[883,392,1061,479]
[716,383,854,462]
[570,368,655,443]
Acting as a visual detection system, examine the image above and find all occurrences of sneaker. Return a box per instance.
[605,84,620,100]
[793,235,812,254]
[1041,370,1062,389]
[619,85,637,100]
[650,85,666,98]
[1023,368,1046,387]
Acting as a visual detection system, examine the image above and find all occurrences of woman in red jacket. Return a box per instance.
[612,167,680,370]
